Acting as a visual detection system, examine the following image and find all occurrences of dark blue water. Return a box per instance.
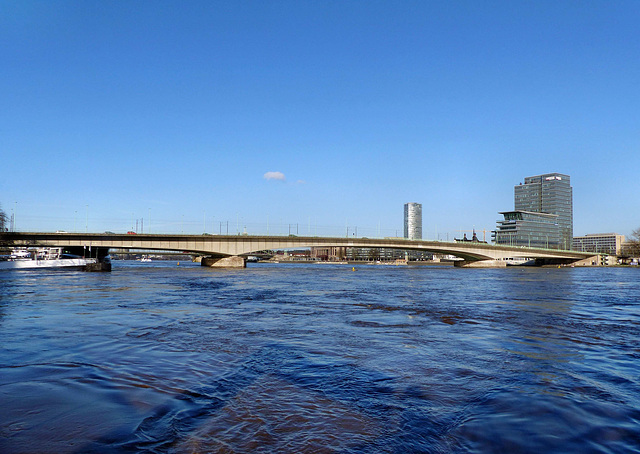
[1,262,639,453]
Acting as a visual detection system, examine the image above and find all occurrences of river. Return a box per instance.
[1,262,639,453]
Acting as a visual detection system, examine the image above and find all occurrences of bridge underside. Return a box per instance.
[453,257,583,268]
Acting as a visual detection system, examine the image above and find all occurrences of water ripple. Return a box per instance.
[1,264,639,453]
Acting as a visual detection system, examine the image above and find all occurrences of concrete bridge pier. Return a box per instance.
[201,256,246,268]
[454,260,507,268]
[65,246,112,271]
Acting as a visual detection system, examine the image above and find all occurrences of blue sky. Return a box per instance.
[1,1,639,239]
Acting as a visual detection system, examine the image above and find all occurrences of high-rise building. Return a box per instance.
[404,203,422,240]
[493,173,573,249]
[516,173,573,248]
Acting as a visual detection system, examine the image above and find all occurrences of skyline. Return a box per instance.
[1,1,639,238]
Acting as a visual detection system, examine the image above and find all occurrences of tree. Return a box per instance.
[0,205,10,248]
[0,205,7,232]
[624,228,640,257]
[367,248,381,261]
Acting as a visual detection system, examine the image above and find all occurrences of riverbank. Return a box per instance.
[263,259,456,266]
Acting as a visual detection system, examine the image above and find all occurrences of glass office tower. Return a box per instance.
[404,203,422,240]
[493,211,561,248]
[494,173,573,249]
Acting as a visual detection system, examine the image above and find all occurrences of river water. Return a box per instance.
[1,262,639,453]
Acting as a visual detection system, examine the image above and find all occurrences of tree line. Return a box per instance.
[624,227,640,257]
[0,205,7,232]
[0,205,9,248]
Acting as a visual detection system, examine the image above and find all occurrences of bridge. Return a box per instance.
[2,232,595,269]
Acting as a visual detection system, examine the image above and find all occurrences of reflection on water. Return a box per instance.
[1,262,639,453]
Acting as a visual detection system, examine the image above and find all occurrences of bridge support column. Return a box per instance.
[85,256,112,272]
[65,246,112,271]
[454,260,506,268]
[201,256,246,268]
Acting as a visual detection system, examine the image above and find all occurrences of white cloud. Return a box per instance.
[264,171,285,181]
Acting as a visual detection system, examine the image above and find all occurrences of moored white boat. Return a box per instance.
[0,248,98,271]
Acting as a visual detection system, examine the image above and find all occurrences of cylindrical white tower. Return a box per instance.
[404,203,422,240]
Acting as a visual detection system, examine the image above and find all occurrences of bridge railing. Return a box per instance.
[5,215,488,243]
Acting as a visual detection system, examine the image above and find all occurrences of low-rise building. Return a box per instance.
[572,233,625,255]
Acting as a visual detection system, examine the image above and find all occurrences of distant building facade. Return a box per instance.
[310,246,431,262]
[573,233,625,255]
[493,173,573,249]
[404,203,422,240]
[310,246,346,261]
[494,211,561,248]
